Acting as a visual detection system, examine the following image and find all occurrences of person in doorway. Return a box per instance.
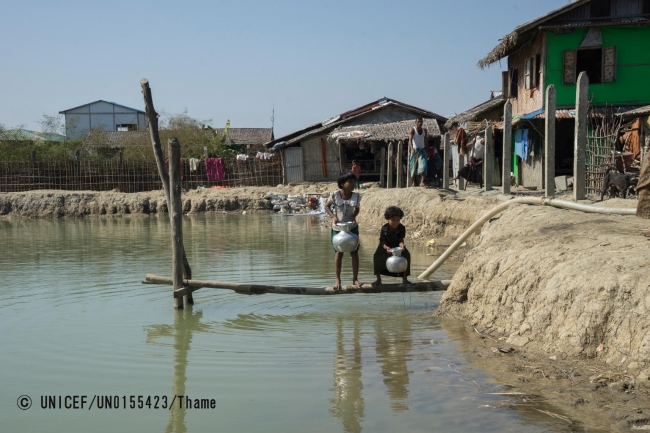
[324,172,362,290]
[372,206,411,287]
[409,118,428,187]
[448,121,468,156]
[351,160,362,188]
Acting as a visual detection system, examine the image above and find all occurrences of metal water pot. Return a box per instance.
[332,222,359,253]
[386,247,407,273]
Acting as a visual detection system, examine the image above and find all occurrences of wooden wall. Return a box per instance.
[507,32,546,117]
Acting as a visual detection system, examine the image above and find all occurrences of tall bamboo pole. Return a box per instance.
[169,139,185,309]
[141,79,193,308]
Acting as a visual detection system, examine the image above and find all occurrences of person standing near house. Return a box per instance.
[409,117,428,187]
[351,160,361,188]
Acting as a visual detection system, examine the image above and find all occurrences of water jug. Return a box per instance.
[386,247,407,274]
[332,222,359,253]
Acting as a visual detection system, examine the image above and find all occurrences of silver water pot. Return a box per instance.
[332,222,359,253]
[386,247,407,273]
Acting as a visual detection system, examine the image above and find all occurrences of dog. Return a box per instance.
[601,166,631,201]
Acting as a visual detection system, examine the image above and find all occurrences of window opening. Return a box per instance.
[576,48,602,84]
[525,58,532,90]
[510,68,519,98]
[534,54,541,88]
[644,0,650,14]
[116,124,137,132]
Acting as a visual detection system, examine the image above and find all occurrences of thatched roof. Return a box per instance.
[444,96,505,129]
[265,98,446,149]
[330,118,441,142]
[478,0,592,69]
[215,128,274,146]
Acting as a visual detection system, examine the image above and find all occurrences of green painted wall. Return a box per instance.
[546,26,650,107]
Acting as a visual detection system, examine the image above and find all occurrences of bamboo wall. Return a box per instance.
[0,158,283,193]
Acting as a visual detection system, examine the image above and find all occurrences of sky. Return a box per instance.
[0,0,570,138]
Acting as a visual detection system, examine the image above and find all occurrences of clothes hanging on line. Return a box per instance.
[205,158,225,181]
[189,158,200,172]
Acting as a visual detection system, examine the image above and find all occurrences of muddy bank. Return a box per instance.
[440,315,650,432]
[436,199,650,421]
[0,185,501,245]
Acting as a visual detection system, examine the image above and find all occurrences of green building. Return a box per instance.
[478,0,650,189]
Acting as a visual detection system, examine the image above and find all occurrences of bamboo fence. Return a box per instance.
[0,158,283,193]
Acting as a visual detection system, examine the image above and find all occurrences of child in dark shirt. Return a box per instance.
[372,206,411,286]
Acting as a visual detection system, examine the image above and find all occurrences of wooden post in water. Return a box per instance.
[396,141,403,188]
[484,124,494,191]
[502,101,512,194]
[379,147,386,188]
[387,142,394,189]
[169,139,185,309]
[545,85,556,197]
[442,133,450,189]
[141,78,193,308]
[574,72,588,201]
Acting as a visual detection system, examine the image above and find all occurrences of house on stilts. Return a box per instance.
[265,98,447,185]
[478,0,650,191]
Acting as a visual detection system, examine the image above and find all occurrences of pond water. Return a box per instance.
[1,214,575,432]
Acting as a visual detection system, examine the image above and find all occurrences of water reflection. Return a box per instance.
[145,307,208,433]
[374,319,412,412]
[330,318,365,433]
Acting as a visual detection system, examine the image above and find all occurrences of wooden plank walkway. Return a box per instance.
[143,274,451,297]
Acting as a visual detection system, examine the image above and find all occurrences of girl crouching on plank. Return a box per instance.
[372,206,411,286]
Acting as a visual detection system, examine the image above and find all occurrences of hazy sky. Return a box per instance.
[1,0,568,137]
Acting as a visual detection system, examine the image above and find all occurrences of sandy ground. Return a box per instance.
[2,184,649,430]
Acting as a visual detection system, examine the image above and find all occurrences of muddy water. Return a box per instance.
[2,214,577,432]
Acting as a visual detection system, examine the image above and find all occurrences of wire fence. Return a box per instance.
[0,158,283,193]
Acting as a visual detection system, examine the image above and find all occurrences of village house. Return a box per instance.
[478,0,650,189]
[59,100,148,139]
[264,98,447,184]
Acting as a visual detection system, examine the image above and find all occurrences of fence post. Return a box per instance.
[380,147,386,188]
[387,142,393,189]
[545,85,556,197]
[396,141,403,188]
[484,125,493,191]
[502,101,513,194]
[443,133,450,189]
[574,72,588,201]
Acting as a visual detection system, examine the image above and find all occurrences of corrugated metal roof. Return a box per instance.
[331,118,441,142]
[265,98,447,149]
[59,100,145,114]
[497,105,646,127]
[444,96,505,129]
[0,129,66,142]
[619,104,650,118]
[540,16,650,28]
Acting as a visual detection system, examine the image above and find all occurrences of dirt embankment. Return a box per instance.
[0,185,500,244]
